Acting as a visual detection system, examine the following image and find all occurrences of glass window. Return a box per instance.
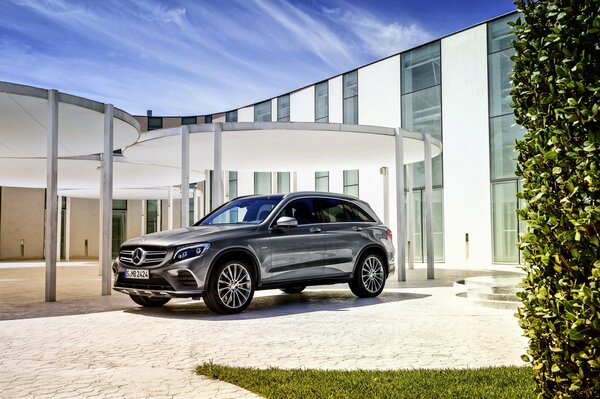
[401,42,441,94]
[488,48,516,118]
[488,13,518,53]
[277,172,290,194]
[277,95,290,122]
[343,170,359,197]
[204,115,213,123]
[254,172,271,194]
[278,198,319,225]
[189,197,195,226]
[343,71,358,124]
[228,171,238,199]
[492,181,519,263]
[201,196,282,225]
[401,85,442,141]
[112,200,127,210]
[181,116,196,125]
[147,117,163,131]
[146,200,158,233]
[315,171,329,192]
[254,100,271,122]
[490,114,524,180]
[315,81,328,122]
[317,198,375,223]
[345,201,376,223]
[226,110,238,122]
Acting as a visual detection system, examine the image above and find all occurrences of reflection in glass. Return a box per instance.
[254,172,271,195]
[254,101,271,122]
[277,172,290,194]
[343,170,359,197]
[488,48,516,118]
[492,181,519,263]
[277,95,290,122]
[315,171,329,192]
[490,114,524,180]
[315,82,328,122]
[488,13,518,53]
[401,42,441,94]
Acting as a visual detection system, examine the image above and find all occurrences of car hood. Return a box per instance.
[122,224,259,248]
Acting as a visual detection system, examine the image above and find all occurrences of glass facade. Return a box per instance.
[343,170,359,197]
[315,81,328,122]
[147,117,162,131]
[146,200,158,233]
[401,41,444,261]
[226,110,238,122]
[254,172,271,194]
[228,171,238,199]
[315,171,329,192]
[488,13,523,263]
[277,172,290,193]
[277,95,290,122]
[343,71,358,124]
[204,115,213,123]
[254,100,271,122]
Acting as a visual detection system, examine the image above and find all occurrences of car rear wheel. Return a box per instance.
[349,253,386,298]
[204,260,254,314]
[129,294,171,307]
[280,285,306,294]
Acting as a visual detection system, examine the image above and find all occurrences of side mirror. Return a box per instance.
[275,216,298,228]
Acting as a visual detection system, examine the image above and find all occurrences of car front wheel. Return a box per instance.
[204,260,255,314]
[349,253,386,298]
[129,294,171,307]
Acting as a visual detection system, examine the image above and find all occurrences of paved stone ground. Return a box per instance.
[0,263,527,398]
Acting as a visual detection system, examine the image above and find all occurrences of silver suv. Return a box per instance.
[113,192,395,314]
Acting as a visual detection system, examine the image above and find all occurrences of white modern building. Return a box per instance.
[0,11,522,276]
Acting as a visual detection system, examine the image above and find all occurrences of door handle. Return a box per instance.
[309,227,322,233]
[352,226,363,231]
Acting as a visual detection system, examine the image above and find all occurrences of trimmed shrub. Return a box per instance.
[511,0,600,397]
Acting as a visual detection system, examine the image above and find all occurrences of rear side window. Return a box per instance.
[277,198,319,225]
[317,198,375,223]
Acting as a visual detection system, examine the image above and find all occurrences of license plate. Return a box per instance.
[124,269,149,279]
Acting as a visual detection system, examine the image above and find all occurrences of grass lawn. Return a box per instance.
[196,363,535,399]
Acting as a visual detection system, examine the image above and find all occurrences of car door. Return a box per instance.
[267,198,325,283]
[317,198,374,278]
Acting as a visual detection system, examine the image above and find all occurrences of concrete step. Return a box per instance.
[455,274,523,309]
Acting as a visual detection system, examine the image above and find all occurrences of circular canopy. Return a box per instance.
[0,82,139,157]
[124,122,443,172]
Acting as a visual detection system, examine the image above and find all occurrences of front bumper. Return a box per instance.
[113,286,205,298]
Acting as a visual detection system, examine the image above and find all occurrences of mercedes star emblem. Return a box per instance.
[132,248,146,266]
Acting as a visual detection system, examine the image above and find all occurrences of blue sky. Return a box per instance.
[0,0,516,116]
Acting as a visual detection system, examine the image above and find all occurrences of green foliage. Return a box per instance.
[196,363,535,399]
[511,0,600,397]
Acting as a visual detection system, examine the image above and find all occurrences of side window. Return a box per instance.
[317,198,351,223]
[343,201,376,223]
[277,198,319,225]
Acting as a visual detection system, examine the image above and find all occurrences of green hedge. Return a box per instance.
[511,0,600,397]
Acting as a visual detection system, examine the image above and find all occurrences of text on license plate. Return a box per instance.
[124,269,149,279]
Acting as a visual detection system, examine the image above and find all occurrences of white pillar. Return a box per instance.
[156,199,162,232]
[168,186,174,230]
[100,104,114,295]
[141,200,146,234]
[56,196,62,261]
[212,123,223,209]
[65,197,71,262]
[423,132,435,279]
[381,167,389,226]
[181,125,190,227]
[193,185,198,223]
[394,128,406,282]
[406,164,415,270]
[292,172,298,192]
[45,89,59,302]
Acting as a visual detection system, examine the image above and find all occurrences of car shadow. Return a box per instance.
[123,289,430,321]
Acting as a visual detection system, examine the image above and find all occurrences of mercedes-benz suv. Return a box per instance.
[113,191,395,314]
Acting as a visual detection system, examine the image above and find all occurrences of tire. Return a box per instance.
[280,285,306,294]
[129,294,171,307]
[203,260,255,314]
[349,253,386,298]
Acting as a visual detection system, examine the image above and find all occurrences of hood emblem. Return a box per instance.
[132,248,146,266]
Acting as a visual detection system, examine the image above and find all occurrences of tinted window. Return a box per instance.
[317,198,375,223]
[200,197,281,225]
[277,198,319,225]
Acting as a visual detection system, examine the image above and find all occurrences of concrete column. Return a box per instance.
[381,167,389,226]
[156,199,162,232]
[406,164,415,270]
[192,185,198,223]
[424,132,435,279]
[212,123,223,210]
[45,89,59,302]
[65,197,71,261]
[168,186,174,230]
[181,125,190,227]
[141,200,146,234]
[57,195,62,260]
[394,128,406,282]
[100,104,114,295]
[292,172,298,192]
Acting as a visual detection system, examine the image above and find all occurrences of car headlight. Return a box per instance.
[173,243,211,263]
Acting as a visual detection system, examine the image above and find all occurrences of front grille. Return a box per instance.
[119,246,168,267]
[114,272,174,291]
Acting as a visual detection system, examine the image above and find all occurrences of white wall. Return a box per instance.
[237,171,254,195]
[271,99,278,122]
[290,86,315,122]
[328,76,343,123]
[441,24,492,267]
[358,55,401,128]
[238,106,254,122]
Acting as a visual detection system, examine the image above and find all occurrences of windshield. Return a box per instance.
[199,196,283,225]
